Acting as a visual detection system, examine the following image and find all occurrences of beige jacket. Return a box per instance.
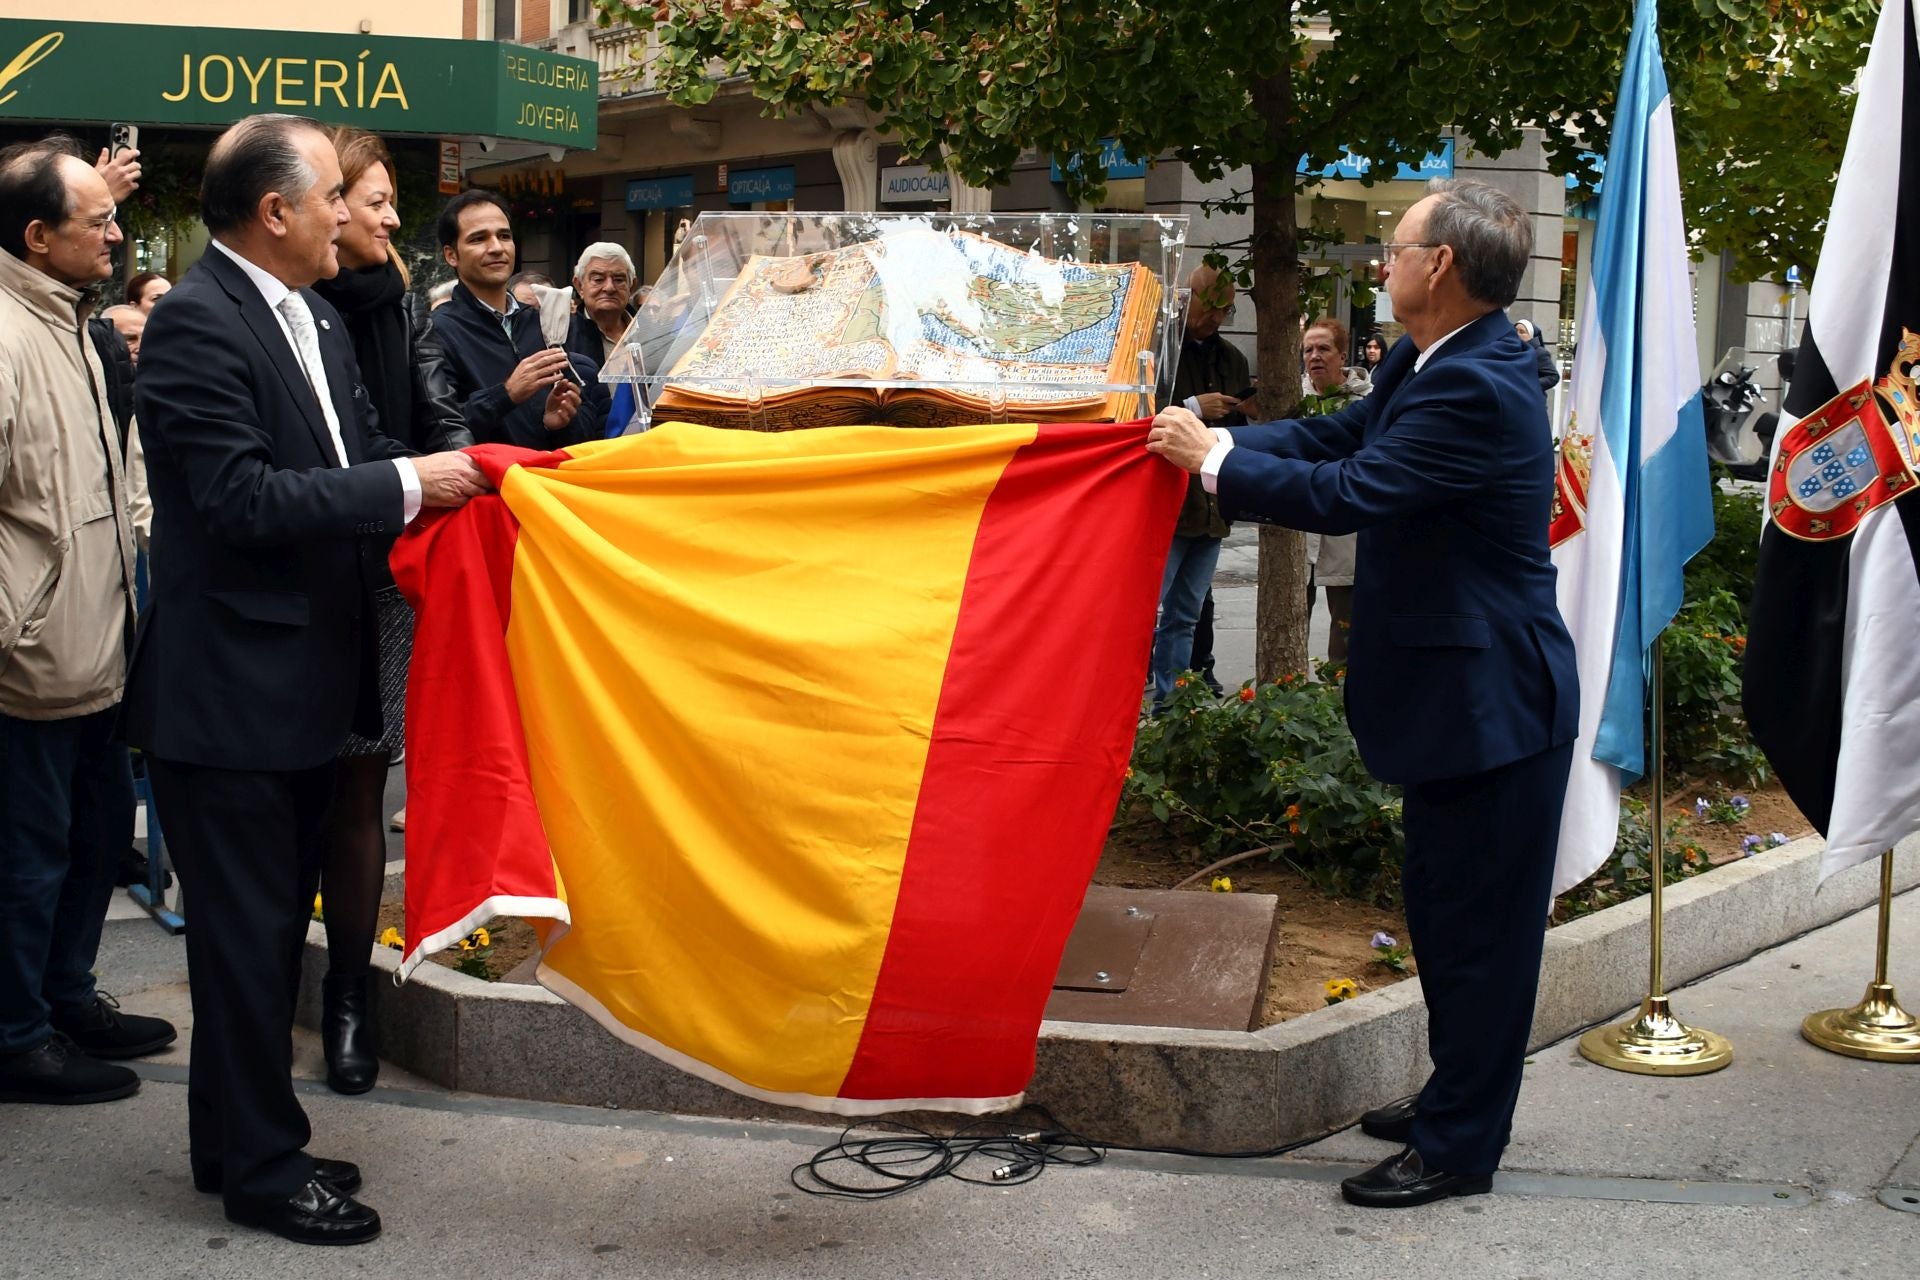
[0,248,137,719]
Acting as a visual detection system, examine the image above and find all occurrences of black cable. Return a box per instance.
[790,1105,1358,1200]
[790,1105,1104,1200]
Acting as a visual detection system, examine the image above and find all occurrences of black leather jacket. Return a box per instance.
[405,305,475,453]
[85,314,136,447]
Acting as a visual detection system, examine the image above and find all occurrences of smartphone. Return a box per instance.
[109,123,138,159]
[1231,385,1258,401]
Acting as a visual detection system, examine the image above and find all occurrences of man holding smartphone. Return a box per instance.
[1149,264,1248,705]
[429,190,604,449]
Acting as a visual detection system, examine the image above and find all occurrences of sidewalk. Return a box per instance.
[8,880,1916,1278]
[1209,525,1336,692]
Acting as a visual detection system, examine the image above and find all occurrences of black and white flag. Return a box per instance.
[1744,0,1920,881]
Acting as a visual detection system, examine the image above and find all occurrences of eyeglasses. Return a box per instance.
[67,208,118,235]
[1381,241,1439,265]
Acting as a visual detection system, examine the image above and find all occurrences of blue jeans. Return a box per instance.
[0,709,134,1053]
[1149,534,1223,705]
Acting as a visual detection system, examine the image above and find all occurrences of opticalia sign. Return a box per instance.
[879,165,951,204]
[1298,140,1455,182]
[627,175,695,211]
[0,18,596,148]
[1050,139,1148,183]
[726,166,796,204]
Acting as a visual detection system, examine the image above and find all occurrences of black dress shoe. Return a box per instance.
[1340,1146,1492,1208]
[0,1035,139,1105]
[194,1157,362,1197]
[1359,1094,1418,1143]
[50,993,177,1060]
[322,973,379,1095]
[225,1177,381,1246]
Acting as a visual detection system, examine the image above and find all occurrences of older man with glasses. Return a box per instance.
[0,135,177,1108]
[569,241,638,368]
[1149,179,1579,1209]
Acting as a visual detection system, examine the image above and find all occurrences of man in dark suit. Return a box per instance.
[1149,179,1578,1208]
[125,114,487,1245]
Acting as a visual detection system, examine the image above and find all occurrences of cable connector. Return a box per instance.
[992,1158,1042,1181]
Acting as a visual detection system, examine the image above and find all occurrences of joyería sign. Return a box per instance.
[0,19,595,148]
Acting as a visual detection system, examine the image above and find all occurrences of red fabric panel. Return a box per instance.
[388,445,571,957]
[837,421,1185,1101]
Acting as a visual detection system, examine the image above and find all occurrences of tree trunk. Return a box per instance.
[1249,70,1308,683]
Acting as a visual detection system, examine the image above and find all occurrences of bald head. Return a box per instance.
[101,303,146,362]
[0,137,119,287]
[1185,264,1235,340]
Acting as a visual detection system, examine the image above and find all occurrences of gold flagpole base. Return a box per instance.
[1578,995,1734,1075]
[1801,982,1920,1062]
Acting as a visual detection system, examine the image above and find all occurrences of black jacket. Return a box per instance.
[391,305,474,454]
[124,247,413,770]
[429,282,606,449]
[86,314,135,447]
[1169,333,1250,539]
[1523,328,1561,393]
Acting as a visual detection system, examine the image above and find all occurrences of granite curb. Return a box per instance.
[296,834,1919,1151]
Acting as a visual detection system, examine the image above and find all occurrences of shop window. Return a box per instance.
[492,0,516,42]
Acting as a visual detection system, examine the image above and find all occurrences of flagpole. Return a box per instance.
[1802,850,1920,1061]
[1578,637,1734,1074]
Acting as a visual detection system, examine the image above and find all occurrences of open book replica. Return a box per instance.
[650,227,1164,429]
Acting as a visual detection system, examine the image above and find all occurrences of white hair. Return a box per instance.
[428,280,456,303]
[573,241,635,280]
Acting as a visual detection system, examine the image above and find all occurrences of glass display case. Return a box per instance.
[600,212,1191,432]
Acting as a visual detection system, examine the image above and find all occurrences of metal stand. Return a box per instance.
[1802,851,1920,1061]
[1578,640,1731,1074]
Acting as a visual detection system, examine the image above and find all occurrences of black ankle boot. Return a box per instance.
[321,973,378,1095]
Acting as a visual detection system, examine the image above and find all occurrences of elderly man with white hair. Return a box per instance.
[568,240,637,368]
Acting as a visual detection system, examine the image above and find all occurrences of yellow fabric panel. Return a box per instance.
[498,422,1038,1097]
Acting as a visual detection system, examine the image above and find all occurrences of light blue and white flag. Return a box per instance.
[1549,0,1715,896]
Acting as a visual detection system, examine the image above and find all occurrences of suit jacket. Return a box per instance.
[123,246,413,771]
[1217,309,1578,786]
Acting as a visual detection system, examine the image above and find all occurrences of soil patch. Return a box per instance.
[372,900,542,980]
[1663,776,1808,865]
[1094,774,1811,1028]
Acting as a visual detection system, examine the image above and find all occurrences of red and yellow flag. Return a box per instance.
[391,420,1182,1114]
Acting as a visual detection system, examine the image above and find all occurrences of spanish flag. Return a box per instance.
[391,420,1183,1114]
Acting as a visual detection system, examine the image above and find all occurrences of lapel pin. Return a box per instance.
[319,318,331,331]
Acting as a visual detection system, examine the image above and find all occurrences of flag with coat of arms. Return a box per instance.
[1743,0,1920,883]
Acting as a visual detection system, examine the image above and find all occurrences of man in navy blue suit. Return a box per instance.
[1149,179,1579,1208]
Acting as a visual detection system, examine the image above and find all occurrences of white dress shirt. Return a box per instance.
[208,240,421,523]
[1198,320,1476,494]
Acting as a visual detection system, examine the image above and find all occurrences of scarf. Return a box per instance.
[312,257,413,450]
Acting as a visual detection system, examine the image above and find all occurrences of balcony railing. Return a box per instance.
[534,23,677,99]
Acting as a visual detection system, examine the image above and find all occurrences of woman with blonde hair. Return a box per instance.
[309,126,472,1095]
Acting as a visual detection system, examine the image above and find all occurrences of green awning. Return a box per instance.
[0,18,596,149]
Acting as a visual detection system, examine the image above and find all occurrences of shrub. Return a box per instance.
[1663,587,1768,783]
[1555,793,1712,919]
[1123,666,1404,904]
